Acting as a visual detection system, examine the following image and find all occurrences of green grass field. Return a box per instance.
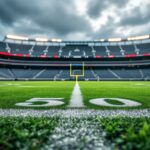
[1,116,150,150]
[0,81,150,109]
[0,81,150,149]
[0,117,58,149]
[0,81,74,109]
[80,81,150,109]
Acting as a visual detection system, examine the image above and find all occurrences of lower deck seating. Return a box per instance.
[112,69,142,79]
[94,69,117,79]
[0,67,150,80]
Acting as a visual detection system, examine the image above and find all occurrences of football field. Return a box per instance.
[0,81,150,109]
[0,81,150,149]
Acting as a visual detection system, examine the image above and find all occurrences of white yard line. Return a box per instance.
[68,82,85,108]
[0,109,150,118]
[42,118,108,150]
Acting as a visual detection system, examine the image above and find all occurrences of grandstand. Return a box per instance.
[0,34,150,81]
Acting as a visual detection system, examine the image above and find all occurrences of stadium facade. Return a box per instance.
[0,34,150,81]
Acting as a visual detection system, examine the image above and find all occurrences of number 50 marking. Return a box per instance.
[15,98,64,107]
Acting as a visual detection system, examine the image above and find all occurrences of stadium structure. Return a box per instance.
[0,34,150,81]
[1,34,150,150]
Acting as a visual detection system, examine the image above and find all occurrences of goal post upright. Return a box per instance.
[70,63,85,82]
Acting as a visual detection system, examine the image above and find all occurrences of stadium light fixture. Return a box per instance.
[6,35,29,41]
[35,38,48,42]
[94,39,105,42]
[128,35,150,41]
[108,38,122,42]
[51,38,62,42]
[99,39,105,42]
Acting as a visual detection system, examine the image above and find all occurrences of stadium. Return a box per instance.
[1,0,150,149]
[1,34,150,81]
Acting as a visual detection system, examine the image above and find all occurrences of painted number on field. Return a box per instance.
[90,98,141,107]
[15,97,142,108]
[15,98,64,107]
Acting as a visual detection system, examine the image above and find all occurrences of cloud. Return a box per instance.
[119,5,150,26]
[86,0,129,19]
[86,0,109,19]
[0,0,91,39]
[0,0,149,40]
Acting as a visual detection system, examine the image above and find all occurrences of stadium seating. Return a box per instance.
[0,67,150,81]
[0,37,150,81]
[0,41,150,58]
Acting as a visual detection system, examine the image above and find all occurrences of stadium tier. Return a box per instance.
[0,35,150,81]
[0,41,150,58]
[0,67,150,80]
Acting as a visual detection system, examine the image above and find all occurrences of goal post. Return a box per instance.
[70,63,85,82]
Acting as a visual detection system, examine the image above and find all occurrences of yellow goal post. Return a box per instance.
[70,63,85,82]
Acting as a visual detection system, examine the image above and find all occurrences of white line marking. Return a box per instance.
[44,118,108,149]
[68,82,85,108]
[0,109,150,118]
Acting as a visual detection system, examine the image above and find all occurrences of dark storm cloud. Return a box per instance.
[111,0,129,7]
[87,0,129,19]
[119,6,150,26]
[33,1,90,35]
[0,0,37,25]
[0,0,91,38]
[0,0,149,40]
[86,0,109,19]
[87,0,150,39]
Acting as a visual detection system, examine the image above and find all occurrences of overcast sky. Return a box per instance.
[0,0,150,40]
